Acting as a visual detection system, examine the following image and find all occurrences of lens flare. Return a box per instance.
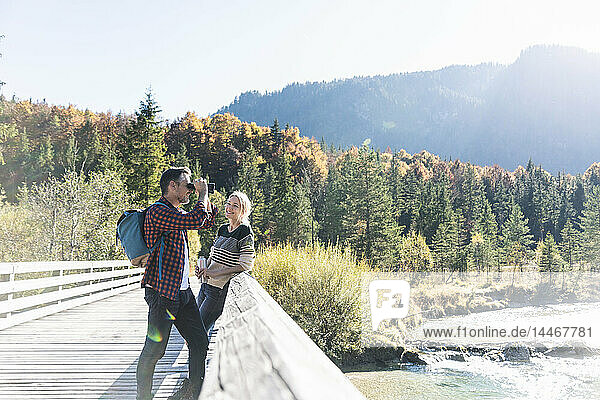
[166,309,176,321]
[147,325,162,342]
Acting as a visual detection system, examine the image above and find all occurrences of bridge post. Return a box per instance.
[6,266,14,318]
[57,267,63,304]
[89,265,93,296]
[111,264,115,292]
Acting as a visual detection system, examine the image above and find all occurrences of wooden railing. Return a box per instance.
[0,260,142,330]
[201,272,366,400]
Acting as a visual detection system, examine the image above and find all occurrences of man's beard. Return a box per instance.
[179,194,190,205]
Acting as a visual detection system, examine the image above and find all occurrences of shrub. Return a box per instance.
[253,242,367,364]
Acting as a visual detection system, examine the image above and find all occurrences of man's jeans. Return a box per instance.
[196,281,230,336]
[136,287,208,400]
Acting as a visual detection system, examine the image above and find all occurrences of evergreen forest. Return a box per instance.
[2,92,600,274]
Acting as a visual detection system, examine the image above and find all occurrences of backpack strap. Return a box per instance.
[158,237,165,281]
[148,200,169,281]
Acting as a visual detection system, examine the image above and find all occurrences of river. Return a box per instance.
[346,302,600,400]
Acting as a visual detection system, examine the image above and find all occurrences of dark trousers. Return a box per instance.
[196,281,230,336]
[136,287,208,400]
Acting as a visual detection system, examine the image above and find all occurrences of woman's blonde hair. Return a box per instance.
[229,191,252,225]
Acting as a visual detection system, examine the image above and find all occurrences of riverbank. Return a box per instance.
[341,342,600,373]
[357,270,600,353]
[343,301,600,399]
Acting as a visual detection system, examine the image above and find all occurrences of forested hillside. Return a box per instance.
[2,93,600,273]
[219,45,600,174]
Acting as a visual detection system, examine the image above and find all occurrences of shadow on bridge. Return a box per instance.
[99,328,187,399]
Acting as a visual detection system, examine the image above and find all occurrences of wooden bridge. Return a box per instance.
[0,261,365,399]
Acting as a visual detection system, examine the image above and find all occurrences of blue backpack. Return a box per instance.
[116,202,166,278]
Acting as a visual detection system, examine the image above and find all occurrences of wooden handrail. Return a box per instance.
[0,275,141,314]
[201,273,366,399]
[0,260,131,275]
[0,260,142,330]
[0,267,143,295]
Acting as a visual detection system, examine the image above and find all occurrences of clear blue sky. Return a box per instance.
[1,0,598,120]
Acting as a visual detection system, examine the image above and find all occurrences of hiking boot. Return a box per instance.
[168,378,193,400]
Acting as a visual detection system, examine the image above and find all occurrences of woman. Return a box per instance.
[195,191,255,335]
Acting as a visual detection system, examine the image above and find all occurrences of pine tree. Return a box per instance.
[300,169,322,245]
[319,163,345,244]
[579,185,600,268]
[469,198,499,272]
[189,159,203,181]
[260,162,276,240]
[386,154,404,227]
[501,201,534,267]
[119,89,167,205]
[539,232,563,272]
[556,185,572,239]
[559,219,581,270]
[171,142,190,167]
[431,210,458,271]
[395,230,433,271]
[520,165,556,242]
[287,179,316,245]
[478,198,499,238]
[236,144,266,243]
[397,169,421,233]
[270,118,281,151]
[339,146,400,267]
[413,176,453,243]
[453,164,485,240]
[274,152,293,201]
[268,151,314,245]
[491,183,512,230]
[571,177,585,219]
[454,212,470,271]
[29,135,54,182]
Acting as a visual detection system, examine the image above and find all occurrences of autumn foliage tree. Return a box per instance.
[4,93,600,273]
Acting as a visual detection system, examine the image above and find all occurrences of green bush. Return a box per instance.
[253,242,367,364]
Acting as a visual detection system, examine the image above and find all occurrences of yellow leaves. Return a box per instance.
[179,111,204,132]
[471,232,485,245]
[412,161,432,180]
[15,100,33,116]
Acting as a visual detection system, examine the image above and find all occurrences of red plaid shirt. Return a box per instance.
[142,196,218,300]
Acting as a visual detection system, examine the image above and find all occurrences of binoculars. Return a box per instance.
[186,182,215,194]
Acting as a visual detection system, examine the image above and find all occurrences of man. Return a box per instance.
[136,167,218,400]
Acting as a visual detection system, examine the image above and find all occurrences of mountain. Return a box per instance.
[218,45,600,173]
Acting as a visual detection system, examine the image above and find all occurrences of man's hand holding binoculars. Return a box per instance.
[186,178,214,208]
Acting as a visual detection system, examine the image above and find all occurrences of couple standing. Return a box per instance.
[136,167,255,400]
